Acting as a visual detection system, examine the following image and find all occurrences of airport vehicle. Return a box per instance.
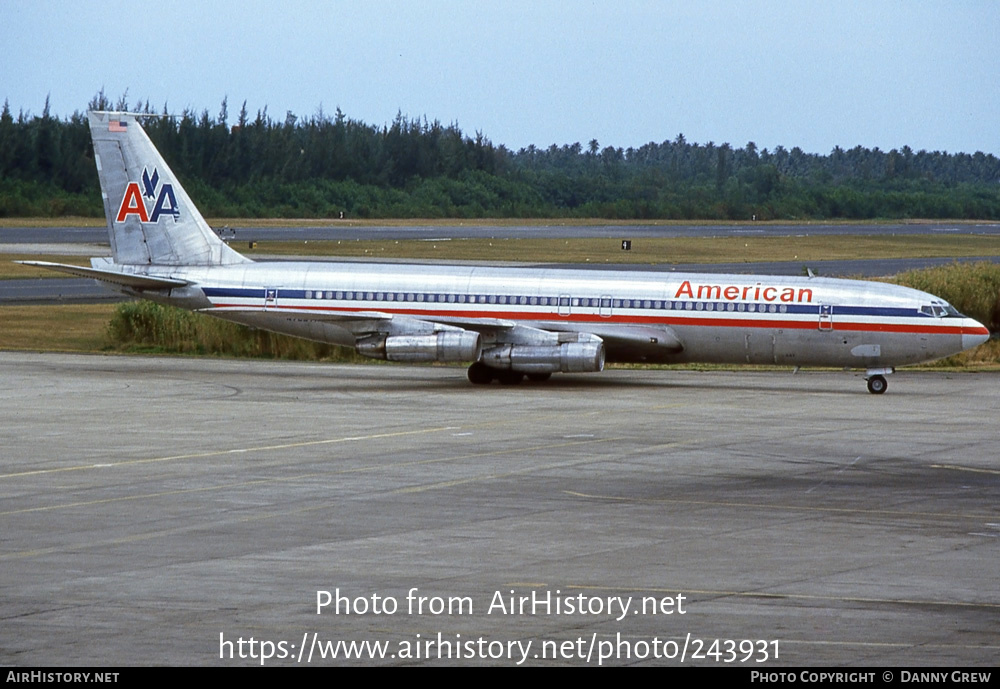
[22,112,990,393]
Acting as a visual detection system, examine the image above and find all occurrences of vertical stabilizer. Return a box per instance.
[88,111,249,266]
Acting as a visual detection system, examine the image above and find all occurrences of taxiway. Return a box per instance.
[1,353,997,666]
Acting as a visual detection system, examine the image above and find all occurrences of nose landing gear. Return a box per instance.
[866,375,887,394]
[864,368,894,394]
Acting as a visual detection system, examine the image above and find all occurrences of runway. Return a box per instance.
[3,221,1000,244]
[2,352,997,666]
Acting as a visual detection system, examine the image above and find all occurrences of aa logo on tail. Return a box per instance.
[116,167,179,223]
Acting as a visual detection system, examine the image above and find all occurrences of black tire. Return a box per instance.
[498,370,524,385]
[867,375,887,395]
[526,372,552,383]
[467,362,494,385]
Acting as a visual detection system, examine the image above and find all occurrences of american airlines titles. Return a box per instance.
[675,280,814,304]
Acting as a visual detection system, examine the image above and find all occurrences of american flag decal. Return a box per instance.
[109,120,128,132]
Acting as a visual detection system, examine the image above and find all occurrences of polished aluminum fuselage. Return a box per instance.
[143,259,987,369]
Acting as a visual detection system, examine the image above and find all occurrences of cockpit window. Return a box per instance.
[922,303,963,318]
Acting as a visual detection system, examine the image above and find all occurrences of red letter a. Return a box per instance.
[116,183,149,222]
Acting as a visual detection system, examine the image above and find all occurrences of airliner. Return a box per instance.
[21,112,990,393]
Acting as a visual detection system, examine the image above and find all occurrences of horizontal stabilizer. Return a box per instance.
[16,261,189,290]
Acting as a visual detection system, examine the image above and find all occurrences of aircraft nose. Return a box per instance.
[962,322,990,351]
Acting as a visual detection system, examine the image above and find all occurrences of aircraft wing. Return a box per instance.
[203,305,682,362]
[203,306,538,342]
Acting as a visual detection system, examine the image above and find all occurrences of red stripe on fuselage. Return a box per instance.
[209,302,986,336]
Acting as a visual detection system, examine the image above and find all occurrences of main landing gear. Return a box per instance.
[467,361,552,385]
[864,368,894,395]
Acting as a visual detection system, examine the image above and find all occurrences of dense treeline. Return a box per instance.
[2,92,999,219]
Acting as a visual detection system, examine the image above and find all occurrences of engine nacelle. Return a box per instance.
[356,331,482,363]
[481,342,605,373]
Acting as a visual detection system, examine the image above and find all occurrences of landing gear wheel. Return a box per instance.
[866,375,887,395]
[498,370,524,385]
[526,372,552,383]
[467,362,494,385]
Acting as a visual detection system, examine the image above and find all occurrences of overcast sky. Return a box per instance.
[3,1,998,155]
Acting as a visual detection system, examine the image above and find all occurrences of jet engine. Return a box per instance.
[480,341,605,373]
[356,331,482,363]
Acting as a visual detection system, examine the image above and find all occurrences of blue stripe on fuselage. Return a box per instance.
[200,286,924,319]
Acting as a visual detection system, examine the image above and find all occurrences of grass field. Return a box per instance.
[246,234,1000,266]
[8,233,1000,279]
[0,304,114,351]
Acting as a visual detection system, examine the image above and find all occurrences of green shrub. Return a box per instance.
[893,261,1000,333]
[106,301,366,361]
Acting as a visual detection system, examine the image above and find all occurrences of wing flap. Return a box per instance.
[416,314,516,330]
[203,306,393,322]
[203,308,524,332]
